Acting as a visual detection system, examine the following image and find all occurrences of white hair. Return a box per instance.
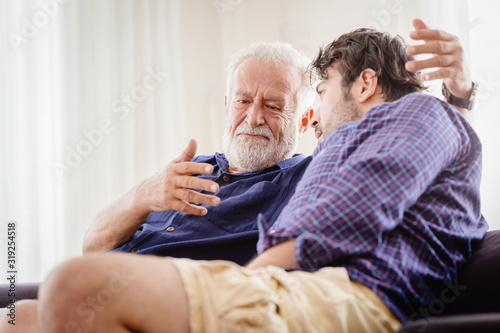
[226,41,316,119]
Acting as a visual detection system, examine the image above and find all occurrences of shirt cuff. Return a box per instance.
[294,234,321,271]
[256,213,296,254]
[256,214,270,253]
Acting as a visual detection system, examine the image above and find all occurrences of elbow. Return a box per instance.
[81,231,96,254]
[82,230,109,254]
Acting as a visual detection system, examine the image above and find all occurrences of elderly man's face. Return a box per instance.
[223,58,302,172]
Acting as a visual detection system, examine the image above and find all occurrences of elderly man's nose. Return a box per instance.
[246,104,266,127]
[310,109,320,127]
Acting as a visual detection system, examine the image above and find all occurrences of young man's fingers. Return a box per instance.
[405,55,455,72]
[407,41,455,56]
[423,68,454,81]
[412,18,429,30]
[413,68,453,81]
[409,29,455,42]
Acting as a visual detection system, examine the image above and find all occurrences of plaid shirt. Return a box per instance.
[257,93,488,322]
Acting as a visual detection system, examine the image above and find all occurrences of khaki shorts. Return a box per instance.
[170,258,401,333]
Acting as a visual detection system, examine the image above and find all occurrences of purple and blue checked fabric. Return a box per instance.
[257,92,488,323]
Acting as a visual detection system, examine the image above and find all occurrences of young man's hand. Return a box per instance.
[405,18,473,100]
[246,239,298,270]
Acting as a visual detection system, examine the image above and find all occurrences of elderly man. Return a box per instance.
[83,19,475,267]
[83,41,316,265]
[34,24,486,333]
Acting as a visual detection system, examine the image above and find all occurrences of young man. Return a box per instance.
[33,27,486,333]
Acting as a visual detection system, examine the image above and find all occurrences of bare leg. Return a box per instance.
[0,300,39,332]
[38,253,190,333]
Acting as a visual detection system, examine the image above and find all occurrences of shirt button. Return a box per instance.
[222,174,231,182]
[131,248,140,253]
[166,226,175,232]
[269,229,276,234]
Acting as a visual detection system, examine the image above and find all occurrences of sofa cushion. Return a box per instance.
[0,282,39,308]
[443,229,500,315]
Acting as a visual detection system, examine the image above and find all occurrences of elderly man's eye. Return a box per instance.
[267,105,281,111]
[234,100,250,108]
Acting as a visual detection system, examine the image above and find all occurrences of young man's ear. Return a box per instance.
[356,68,379,103]
[298,108,314,137]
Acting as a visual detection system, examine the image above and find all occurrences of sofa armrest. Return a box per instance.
[0,283,40,308]
[399,313,500,333]
[443,230,500,315]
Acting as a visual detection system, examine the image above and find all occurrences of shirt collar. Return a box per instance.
[214,152,306,175]
[313,121,360,157]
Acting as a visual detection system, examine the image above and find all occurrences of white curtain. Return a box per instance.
[1,0,192,282]
[1,0,499,282]
[465,0,500,232]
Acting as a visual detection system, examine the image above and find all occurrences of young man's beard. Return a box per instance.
[319,90,363,140]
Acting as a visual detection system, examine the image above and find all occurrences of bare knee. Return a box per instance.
[39,254,133,333]
[38,256,92,332]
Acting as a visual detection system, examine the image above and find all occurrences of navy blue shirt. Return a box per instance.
[112,152,311,265]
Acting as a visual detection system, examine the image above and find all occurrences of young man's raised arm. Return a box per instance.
[406,18,476,120]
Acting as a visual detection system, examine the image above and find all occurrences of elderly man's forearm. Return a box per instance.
[82,196,149,253]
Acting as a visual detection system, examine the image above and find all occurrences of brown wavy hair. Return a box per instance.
[310,28,426,102]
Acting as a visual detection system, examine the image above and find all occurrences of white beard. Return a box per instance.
[222,121,299,172]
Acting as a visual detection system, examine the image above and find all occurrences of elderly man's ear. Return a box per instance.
[298,108,314,137]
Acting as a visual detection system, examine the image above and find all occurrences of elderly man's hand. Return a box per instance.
[405,18,473,100]
[129,139,220,217]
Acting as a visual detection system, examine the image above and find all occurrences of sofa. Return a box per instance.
[1,230,500,332]
[399,229,500,332]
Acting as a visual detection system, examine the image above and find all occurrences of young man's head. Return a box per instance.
[309,28,426,142]
[223,42,316,173]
